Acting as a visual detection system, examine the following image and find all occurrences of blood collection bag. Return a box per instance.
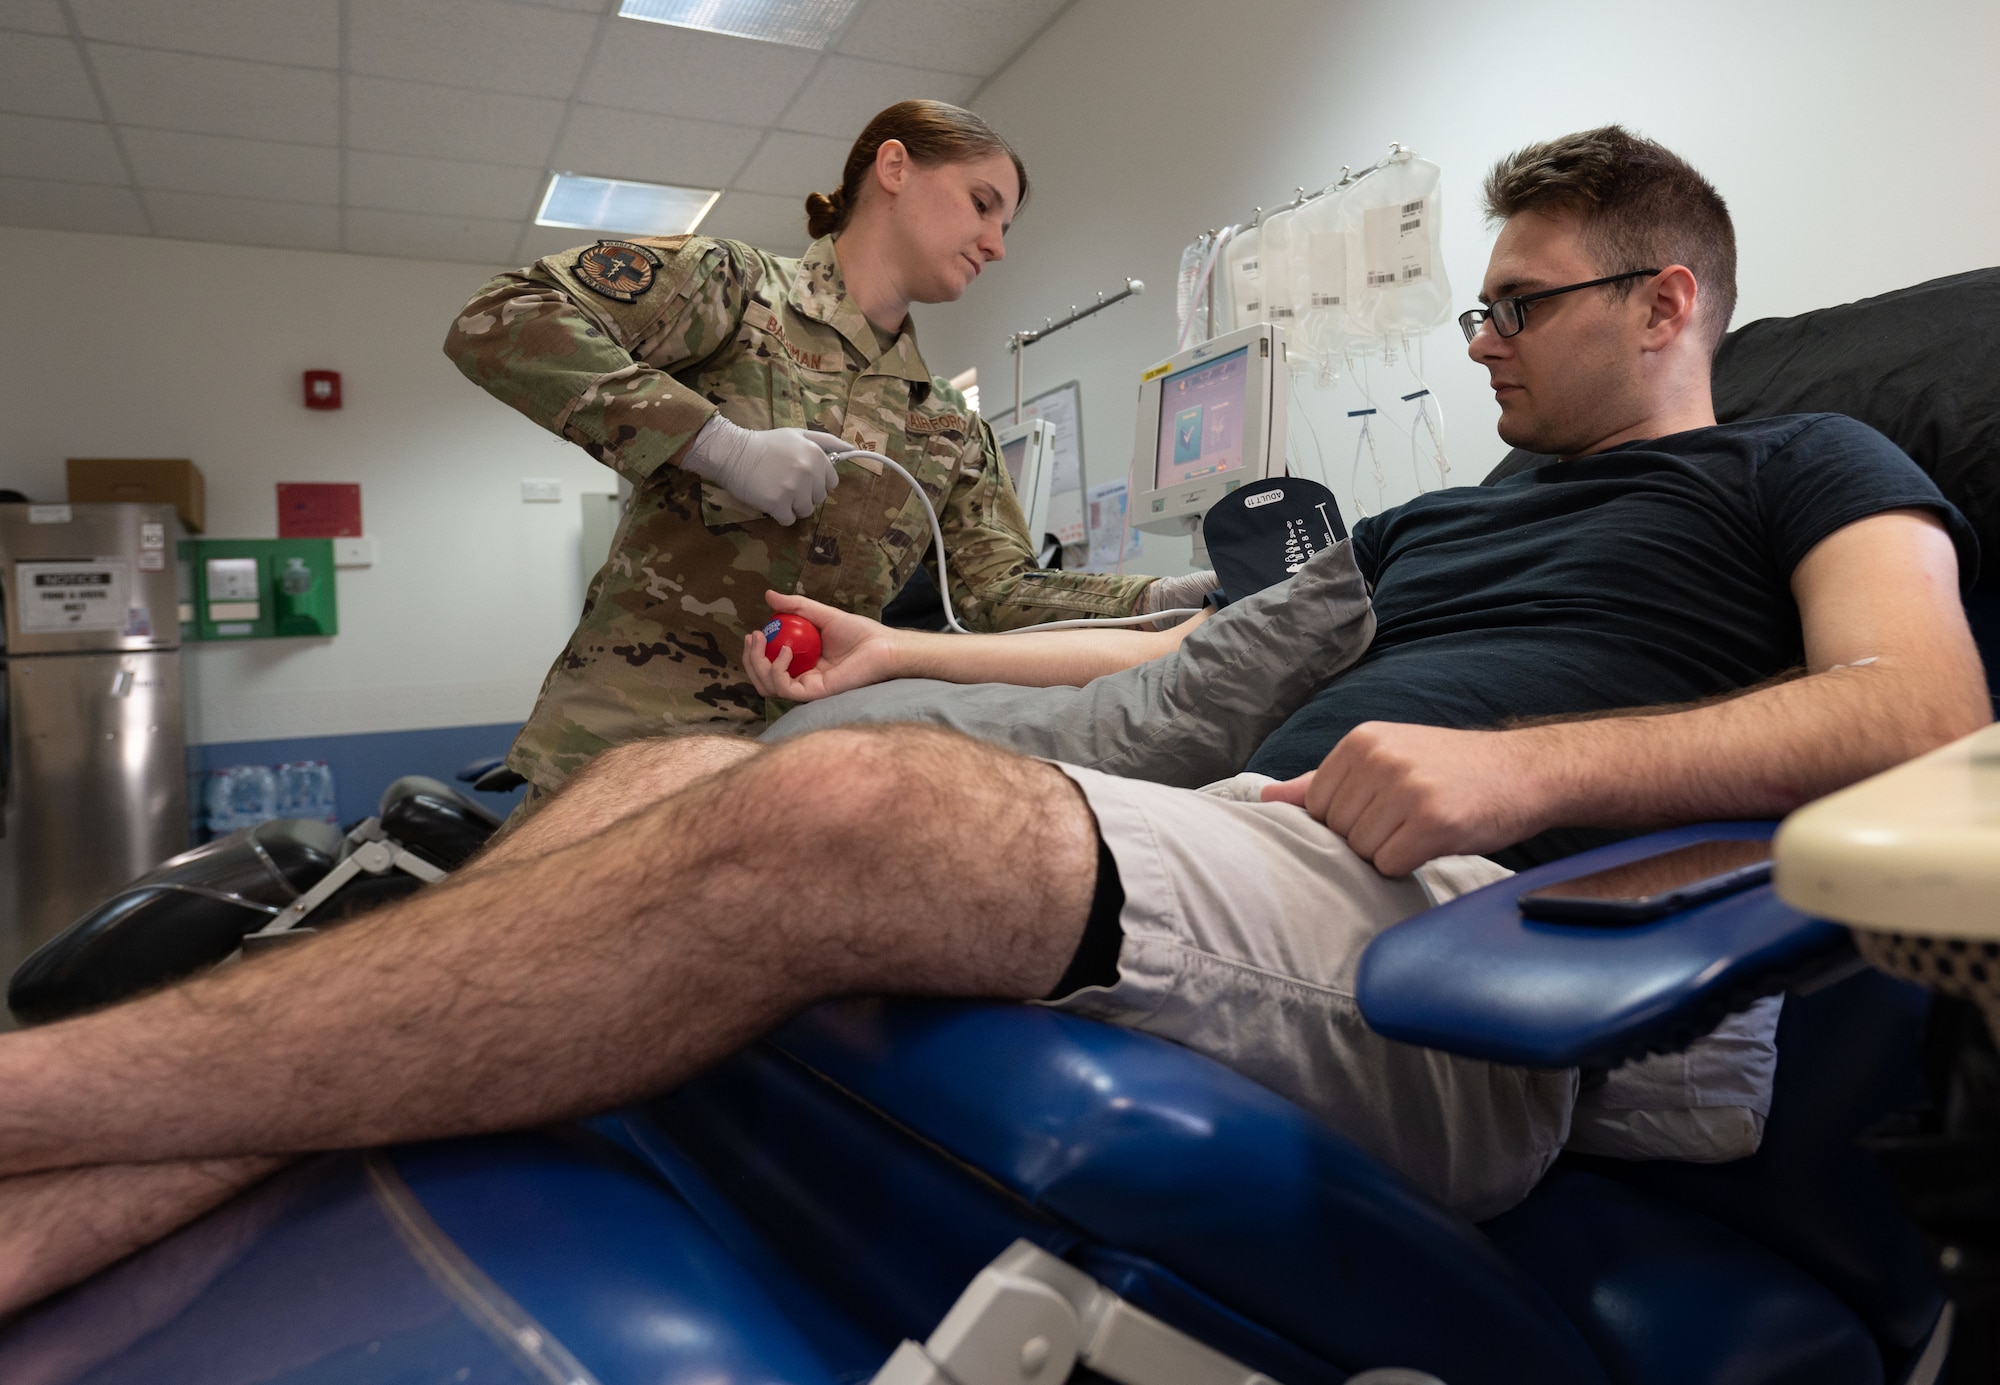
[1259,204,1304,346]
[1299,180,1357,367]
[1349,154,1451,338]
[1223,224,1263,332]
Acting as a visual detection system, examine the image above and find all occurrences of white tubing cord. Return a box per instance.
[1348,409,1383,519]
[829,450,1200,636]
[1291,391,1331,491]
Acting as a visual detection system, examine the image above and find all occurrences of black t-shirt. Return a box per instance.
[1245,413,1979,864]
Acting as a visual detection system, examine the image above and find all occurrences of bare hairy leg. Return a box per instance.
[473,735,764,871]
[0,726,1097,1177]
[0,1156,285,1319]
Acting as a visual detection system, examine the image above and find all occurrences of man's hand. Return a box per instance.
[744,590,903,702]
[1261,722,1555,876]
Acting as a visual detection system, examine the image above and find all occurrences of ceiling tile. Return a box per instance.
[122,127,338,202]
[836,0,1067,77]
[0,113,125,184]
[778,55,976,137]
[731,128,847,197]
[505,0,608,12]
[70,0,338,67]
[348,150,543,219]
[580,21,816,125]
[699,189,809,255]
[0,0,65,36]
[348,0,598,99]
[0,33,102,119]
[145,188,340,249]
[0,174,146,233]
[514,221,592,262]
[347,75,563,164]
[91,46,338,143]
[345,206,524,264]
[554,105,760,188]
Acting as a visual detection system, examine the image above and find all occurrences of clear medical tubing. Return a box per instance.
[1175,226,1237,352]
[1176,237,1208,345]
[1348,153,1451,338]
[1223,224,1264,333]
[829,450,1200,636]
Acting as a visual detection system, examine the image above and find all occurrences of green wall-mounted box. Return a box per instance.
[178,538,338,641]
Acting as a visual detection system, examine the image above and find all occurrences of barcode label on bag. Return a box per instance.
[1363,197,1432,288]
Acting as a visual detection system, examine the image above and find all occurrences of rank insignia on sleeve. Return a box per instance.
[572,240,663,303]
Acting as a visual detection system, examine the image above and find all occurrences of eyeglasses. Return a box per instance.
[1457,269,1661,343]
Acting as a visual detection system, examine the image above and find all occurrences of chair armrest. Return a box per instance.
[1357,824,1855,1069]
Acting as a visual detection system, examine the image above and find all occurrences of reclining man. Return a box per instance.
[0,127,1988,1313]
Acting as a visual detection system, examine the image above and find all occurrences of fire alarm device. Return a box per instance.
[303,370,342,410]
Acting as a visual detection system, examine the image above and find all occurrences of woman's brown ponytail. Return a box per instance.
[803,99,1028,239]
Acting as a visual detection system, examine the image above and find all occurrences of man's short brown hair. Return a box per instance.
[1483,126,1737,352]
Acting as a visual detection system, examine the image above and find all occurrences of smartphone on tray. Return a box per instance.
[1515,839,1772,926]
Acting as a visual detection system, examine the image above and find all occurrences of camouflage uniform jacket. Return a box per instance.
[447,234,1155,795]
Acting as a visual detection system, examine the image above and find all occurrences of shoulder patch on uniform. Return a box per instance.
[572,240,664,303]
[908,412,970,437]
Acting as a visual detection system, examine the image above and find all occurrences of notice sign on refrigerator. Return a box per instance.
[16,559,131,633]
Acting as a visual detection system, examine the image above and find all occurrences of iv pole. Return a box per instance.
[1006,277,1145,425]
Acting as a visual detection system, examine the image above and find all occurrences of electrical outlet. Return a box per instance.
[333,537,375,568]
[521,478,562,503]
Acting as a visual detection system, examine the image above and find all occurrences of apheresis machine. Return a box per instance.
[992,416,1058,548]
[1129,321,1292,554]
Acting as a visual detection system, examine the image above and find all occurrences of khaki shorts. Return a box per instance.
[1045,764,1578,1222]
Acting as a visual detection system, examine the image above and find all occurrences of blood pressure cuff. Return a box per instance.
[761,540,1374,789]
[1202,477,1348,607]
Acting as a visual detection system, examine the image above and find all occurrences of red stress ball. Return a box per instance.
[762,614,822,675]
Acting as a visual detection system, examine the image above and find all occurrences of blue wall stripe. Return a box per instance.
[190,722,528,828]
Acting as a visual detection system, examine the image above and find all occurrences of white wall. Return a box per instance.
[0,226,612,744]
[6,0,1996,746]
[917,0,2000,575]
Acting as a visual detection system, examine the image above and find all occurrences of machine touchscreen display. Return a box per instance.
[1000,434,1028,491]
[1154,346,1249,490]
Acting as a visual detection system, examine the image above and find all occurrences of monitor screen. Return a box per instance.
[1154,346,1251,491]
[1000,435,1028,491]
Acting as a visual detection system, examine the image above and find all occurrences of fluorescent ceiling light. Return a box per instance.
[617,0,860,49]
[536,173,720,235]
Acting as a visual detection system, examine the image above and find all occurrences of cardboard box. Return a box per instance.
[67,458,205,533]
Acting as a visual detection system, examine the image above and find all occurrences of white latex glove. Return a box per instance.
[1138,569,1219,628]
[681,414,846,525]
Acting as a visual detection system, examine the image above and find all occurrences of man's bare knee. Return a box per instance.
[739,725,1099,998]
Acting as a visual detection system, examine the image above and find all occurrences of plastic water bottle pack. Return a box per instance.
[276,760,339,825]
[204,760,338,838]
[205,765,278,839]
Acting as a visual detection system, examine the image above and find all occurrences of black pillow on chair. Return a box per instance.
[1481,266,2000,557]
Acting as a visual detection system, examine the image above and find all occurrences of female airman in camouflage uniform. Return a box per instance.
[448,101,1201,810]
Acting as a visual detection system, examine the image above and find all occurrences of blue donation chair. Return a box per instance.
[3,272,1996,1384]
[0,826,1951,1385]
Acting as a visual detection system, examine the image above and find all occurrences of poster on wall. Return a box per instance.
[277,483,363,538]
[1085,480,1144,570]
[991,380,1086,554]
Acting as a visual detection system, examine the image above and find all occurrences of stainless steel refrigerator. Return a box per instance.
[0,502,188,989]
